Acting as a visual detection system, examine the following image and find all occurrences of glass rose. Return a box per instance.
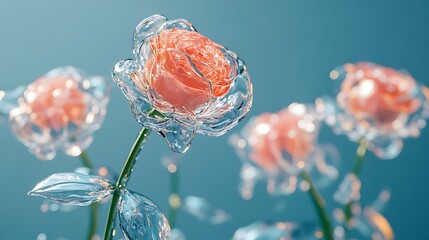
[230,103,339,198]
[318,62,429,159]
[113,14,252,153]
[0,66,109,160]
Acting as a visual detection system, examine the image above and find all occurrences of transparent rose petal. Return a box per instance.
[170,229,186,240]
[0,85,25,122]
[370,137,403,160]
[196,56,252,137]
[161,122,195,153]
[232,221,318,240]
[28,172,114,206]
[307,144,340,189]
[118,190,170,240]
[181,196,231,224]
[133,14,168,60]
[334,173,361,205]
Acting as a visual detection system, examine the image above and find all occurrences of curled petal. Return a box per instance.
[181,196,231,224]
[196,58,253,136]
[118,190,170,240]
[232,221,317,240]
[28,172,114,206]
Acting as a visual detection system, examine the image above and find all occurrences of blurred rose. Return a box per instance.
[249,106,317,171]
[339,63,420,128]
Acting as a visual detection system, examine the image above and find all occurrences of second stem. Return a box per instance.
[301,171,334,240]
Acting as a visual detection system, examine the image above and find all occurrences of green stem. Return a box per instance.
[80,151,94,170]
[168,166,180,229]
[301,171,334,240]
[344,138,369,224]
[103,127,152,240]
[87,203,99,240]
[79,151,99,240]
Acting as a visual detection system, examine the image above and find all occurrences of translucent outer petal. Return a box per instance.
[232,221,317,240]
[118,190,170,240]
[181,196,231,224]
[7,66,110,160]
[318,62,429,159]
[113,14,253,153]
[28,172,114,206]
[0,86,25,122]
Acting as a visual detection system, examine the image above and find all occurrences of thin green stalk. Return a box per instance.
[344,138,369,224]
[80,151,94,170]
[301,171,334,240]
[79,152,99,240]
[79,151,99,240]
[103,127,152,240]
[87,202,99,240]
[168,166,180,229]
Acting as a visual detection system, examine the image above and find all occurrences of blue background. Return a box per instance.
[0,0,428,239]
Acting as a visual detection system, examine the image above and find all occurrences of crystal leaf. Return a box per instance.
[118,190,170,240]
[181,196,231,224]
[29,172,114,206]
[170,229,186,240]
[232,221,317,240]
[334,173,361,205]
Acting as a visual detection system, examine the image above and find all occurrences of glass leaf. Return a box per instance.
[181,196,231,224]
[170,229,186,240]
[28,172,114,206]
[118,190,170,240]
[334,173,361,205]
[233,221,317,240]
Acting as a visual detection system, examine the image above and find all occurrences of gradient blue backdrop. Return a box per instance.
[1,1,428,239]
